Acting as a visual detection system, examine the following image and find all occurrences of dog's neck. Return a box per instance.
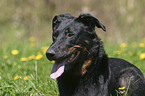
[57,40,109,96]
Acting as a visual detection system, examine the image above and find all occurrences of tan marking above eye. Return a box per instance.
[65,29,68,33]
[67,45,81,54]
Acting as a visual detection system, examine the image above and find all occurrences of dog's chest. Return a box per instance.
[74,83,98,96]
[73,75,109,96]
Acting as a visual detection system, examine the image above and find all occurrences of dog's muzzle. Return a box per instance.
[46,49,56,61]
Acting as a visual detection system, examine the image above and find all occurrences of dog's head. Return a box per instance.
[46,14,106,79]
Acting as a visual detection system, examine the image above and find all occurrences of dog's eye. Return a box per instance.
[53,31,59,41]
[67,33,74,37]
[65,29,74,37]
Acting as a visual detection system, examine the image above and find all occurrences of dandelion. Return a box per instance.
[28,55,35,60]
[140,53,145,60]
[20,57,28,62]
[29,36,36,42]
[4,56,8,60]
[24,75,29,80]
[41,46,49,54]
[30,42,36,47]
[139,43,145,48]
[120,43,127,48]
[119,86,126,90]
[118,86,126,94]
[11,50,19,55]
[116,51,121,55]
[14,76,20,81]
[35,54,43,60]
[51,61,55,64]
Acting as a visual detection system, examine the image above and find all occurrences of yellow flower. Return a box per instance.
[20,57,28,62]
[35,54,43,60]
[14,76,20,81]
[51,61,55,64]
[116,51,121,55]
[30,42,36,47]
[140,53,145,60]
[120,43,127,48]
[41,46,49,54]
[24,75,29,80]
[4,56,8,60]
[119,86,126,90]
[139,43,145,48]
[29,36,36,42]
[11,50,19,55]
[28,55,35,60]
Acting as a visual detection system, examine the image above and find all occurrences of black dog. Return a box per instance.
[46,14,145,96]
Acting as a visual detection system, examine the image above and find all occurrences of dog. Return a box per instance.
[46,14,145,96]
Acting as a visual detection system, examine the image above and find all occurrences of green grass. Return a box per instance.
[104,41,145,74]
[0,35,145,96]
[0,40,59,95]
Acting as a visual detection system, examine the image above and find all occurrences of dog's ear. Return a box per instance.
[52,14,74,31]
[76,14,106,31]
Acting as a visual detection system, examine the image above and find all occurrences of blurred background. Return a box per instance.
[0,0,145,45]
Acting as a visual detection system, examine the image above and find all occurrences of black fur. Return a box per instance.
[46,14,145,96]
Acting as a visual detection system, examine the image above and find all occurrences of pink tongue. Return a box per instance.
[50,61,65,79]
[50,65,64,79]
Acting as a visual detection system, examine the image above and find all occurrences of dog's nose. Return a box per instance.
[46,49,56,60]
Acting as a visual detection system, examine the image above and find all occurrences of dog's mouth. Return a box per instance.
[50,51,80,79]
[66,51,80,64]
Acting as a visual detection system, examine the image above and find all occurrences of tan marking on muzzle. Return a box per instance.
[74,45,81,48]
[68,45,82,54]
[74,45,87,52]
[81,59,92,75]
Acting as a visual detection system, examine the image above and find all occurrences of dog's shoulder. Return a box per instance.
[108,58,139,69]
[108,58,144,79]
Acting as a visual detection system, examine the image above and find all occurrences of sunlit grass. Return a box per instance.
[0,35,145,95]
[105,40,145,76]
[0,37,58,96]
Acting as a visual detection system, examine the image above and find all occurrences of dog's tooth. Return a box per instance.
[70,57,73,60]
[71,55,73,58]
[69,54,75,60]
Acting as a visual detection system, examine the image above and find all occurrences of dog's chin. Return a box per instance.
[50,51,80,79]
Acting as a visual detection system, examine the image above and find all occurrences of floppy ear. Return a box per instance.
[76,14,106,31]
[52,15,60,31]
[52,14,74,31]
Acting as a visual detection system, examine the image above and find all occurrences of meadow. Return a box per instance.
[0,32,145,95]
[0,0,145,95]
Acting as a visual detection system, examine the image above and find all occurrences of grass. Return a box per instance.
[0,0,145,95]
[104,40,145,73]
[0,35,145,95]
[0,38,58,95]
